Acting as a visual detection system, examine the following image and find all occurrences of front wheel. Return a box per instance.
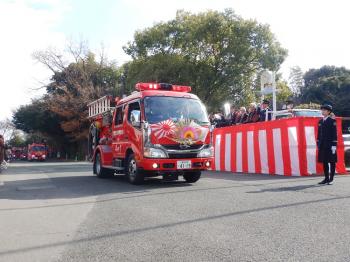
[126,154,144,185]
[94,152,114,178]
[183,171,201,183]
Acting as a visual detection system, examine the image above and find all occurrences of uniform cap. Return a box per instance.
[320,104,333,112]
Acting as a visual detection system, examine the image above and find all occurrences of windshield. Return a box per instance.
[294,110,322,117]
[31,146,46,151]
[144,96,209,124]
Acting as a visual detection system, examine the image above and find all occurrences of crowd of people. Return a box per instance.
[209,99,272,128]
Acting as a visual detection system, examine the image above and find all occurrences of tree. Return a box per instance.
[123,9,287,108]
[7,130,26,147]
[13,99,63,136]
[12,98,67,151]
[0,118,16,140]
[263,80,292,108]
[33,42,120,143]
[288,66,304,96]
[299,66,350,116]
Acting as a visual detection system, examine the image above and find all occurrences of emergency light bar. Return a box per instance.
[135,83,191,93]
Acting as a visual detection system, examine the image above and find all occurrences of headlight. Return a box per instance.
[32,155,35,158]
[42,155,46,158]
[144,147,167,158]
[198,146,214,158]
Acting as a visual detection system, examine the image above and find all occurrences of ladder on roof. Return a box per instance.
[87,96,114,118]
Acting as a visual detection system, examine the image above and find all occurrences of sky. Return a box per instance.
[1,0,350,120]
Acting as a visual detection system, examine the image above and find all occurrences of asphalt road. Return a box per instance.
[1,162,350,262]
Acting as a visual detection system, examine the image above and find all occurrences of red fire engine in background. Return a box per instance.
[27,143,48,161]
[88,82,213,184]
[11,147,27,160]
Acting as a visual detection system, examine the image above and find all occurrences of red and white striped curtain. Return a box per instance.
[213,117,347,176]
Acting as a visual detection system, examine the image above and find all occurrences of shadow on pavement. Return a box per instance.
[246,184,323,193]
[0,174,196,201]
[204,171,316,181]
[1,193,350,257]
[2,164,347,204]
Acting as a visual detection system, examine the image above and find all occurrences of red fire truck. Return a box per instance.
[88,82,213,184]
[27,143,47,161]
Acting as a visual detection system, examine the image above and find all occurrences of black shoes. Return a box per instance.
[318,179,334,185]
[318,179,329,185]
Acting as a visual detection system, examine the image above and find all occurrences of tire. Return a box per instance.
[94,152,114,178]
[183,171,201,183]
[126,153,144,185]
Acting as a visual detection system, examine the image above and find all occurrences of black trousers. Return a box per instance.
[323,162,336,181]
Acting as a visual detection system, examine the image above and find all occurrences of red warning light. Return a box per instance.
[135,83,191,92]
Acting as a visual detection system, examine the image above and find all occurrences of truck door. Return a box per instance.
[112,105,127,159]
[125,101,143,160]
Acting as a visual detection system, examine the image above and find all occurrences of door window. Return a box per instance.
[115,107,123,125]
[127,101,141,122]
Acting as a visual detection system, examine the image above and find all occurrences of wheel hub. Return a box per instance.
[129,159,137,178]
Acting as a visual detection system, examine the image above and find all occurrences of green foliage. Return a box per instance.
[12,98,66,149]
[295,103,321,110]
[276,81,293,102]
[124,54,193,94]
[123,9,287,108]
[299,66,350,116]
[12,98,64,137]
[264,80,292,104]
[7,131,26,147]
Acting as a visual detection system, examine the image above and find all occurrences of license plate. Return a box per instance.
[177,160,192,169]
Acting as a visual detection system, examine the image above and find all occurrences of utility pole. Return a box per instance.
[260,70,277,120]
[272,71,277,120]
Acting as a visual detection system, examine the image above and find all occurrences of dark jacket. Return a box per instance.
[259,107,272,121]
[317,117,337,163]
[245,109,260,123]
[229,112,238,125]
[236,113,248,124]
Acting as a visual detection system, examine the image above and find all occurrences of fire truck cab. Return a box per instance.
[27,143,47,161]
[88,83,213,184]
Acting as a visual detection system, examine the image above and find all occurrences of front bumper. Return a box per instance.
[139,157,213,172]
[30,156,46,160]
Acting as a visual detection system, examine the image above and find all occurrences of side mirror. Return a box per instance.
[130,110,141,127]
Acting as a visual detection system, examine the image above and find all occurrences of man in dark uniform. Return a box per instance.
[317,104,338,185]
[259,99,272,122]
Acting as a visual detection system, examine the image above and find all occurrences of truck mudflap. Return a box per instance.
[94,145,113,166]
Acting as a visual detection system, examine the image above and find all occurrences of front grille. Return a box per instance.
[163,163,175,168]
[162,144,203,150]
[168,153,198,159]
